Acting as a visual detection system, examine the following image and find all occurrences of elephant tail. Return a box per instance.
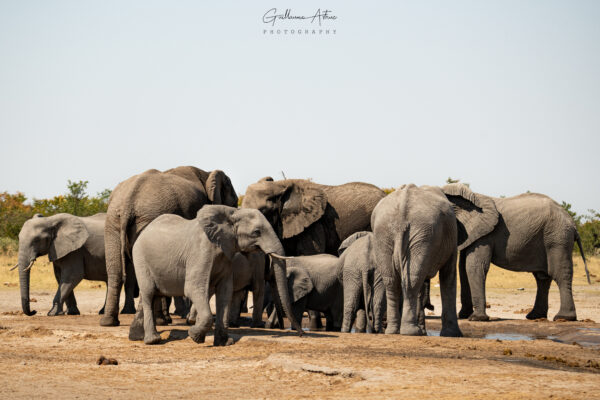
[575,231,591,285]
[393,223,410,272]
[119,212,132,281]
[362,269,372,333]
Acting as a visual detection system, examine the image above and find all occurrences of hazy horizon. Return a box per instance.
[1,1,598,215]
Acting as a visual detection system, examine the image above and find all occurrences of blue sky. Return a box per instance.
[0,1,598,215]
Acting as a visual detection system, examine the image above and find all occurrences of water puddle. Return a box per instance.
[427,328,600,348]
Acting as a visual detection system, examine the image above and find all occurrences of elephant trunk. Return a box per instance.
[270,256,303,335]
[17,252,36,316]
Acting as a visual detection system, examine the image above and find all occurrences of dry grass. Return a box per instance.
[1,253,598,292]
[0,254,105,291]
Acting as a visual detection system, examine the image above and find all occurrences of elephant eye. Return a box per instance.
[251,229,261,238]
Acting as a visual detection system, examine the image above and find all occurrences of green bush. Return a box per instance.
[0,236,18,256]
[0,180,111,243]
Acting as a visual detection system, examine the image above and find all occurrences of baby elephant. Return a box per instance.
[277,231,385,332]
[128,205,301,346]
[15,213,116,316]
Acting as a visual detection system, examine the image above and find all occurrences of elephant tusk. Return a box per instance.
[268,253,294,260]
[23,260,35,272]
[9,264,19,271]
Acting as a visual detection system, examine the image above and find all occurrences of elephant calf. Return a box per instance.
[128,205,301,346]
[15,213,124,316]
[275,231,385,332]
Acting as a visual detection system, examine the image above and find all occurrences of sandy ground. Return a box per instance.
[0,285,599,400]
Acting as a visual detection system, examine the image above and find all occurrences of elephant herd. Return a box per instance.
[13,166,590,345]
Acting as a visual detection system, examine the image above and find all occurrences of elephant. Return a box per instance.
[14,213,119,316]
[101,166,238,327]
[338,232,386,334]
[270,231,385,333]
[242,177,386,329]
[127,205,302,346]
[228,250,267,328]
[456,190,591,322]
[372,183,499,336]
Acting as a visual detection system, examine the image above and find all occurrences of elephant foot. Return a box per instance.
[385,325,400,335]
[400,324,425,336]
[120,304,136,314]
[66,308,80,316]
[128,324,145,341]
[47,305,62,316]
[424,302,435,311]
[440,325,463,337]
[186,317,196,326]
[163,313,172,324]
[213,331,233,346]
[155,316,169,326]
[144,332,162,345]
[458,308,473,319]
[468,313,490,322]
[98,306,105,315]
[99,315,120,327]
[553,313,577,322]
[188,326,206,344]
[526,309,548,320]
[250,320,265,329]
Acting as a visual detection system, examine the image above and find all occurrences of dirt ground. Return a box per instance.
[0,282,599,400]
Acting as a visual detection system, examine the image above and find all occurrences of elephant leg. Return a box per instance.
[251,268,265,328]
[341,278,361,333]
[174,296,188,318]
[417,284,427,335]
[186,282,213,344]
[527,271,551,320]
[56,268,83,316]
[228,290,244,327]
[439,251,462,337]
[383,275,402,334]
[65,291,79,315]
[354,309,366,333]
[265,308,279,329]
[48,265,64,316]
[101,230,123,326]
[186,304,197,325]
[98,289,107,315]
[154,296,169,326]
[309,311,323,330]
[457,251,473,319]
[128,305,145,341]
[214,274,234,346]
[465,245,492,321]
[162,296,172,324]
[548,249,577,321]
[48,286,64,316]
[120,261,137,314]
[142,294,161,345]
[399,251,428,336]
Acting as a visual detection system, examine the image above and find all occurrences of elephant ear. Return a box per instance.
[197,205,237,260]
[338,231,371,256]
[280,183,327,239]
[206,170,238,207]
[442,184,499,251]
[49,215,89,262]
[287,266,313,303]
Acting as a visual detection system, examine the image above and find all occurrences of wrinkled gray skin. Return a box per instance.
[338,232,386,334]
[228,251,266,328]
[242,177,386,329]
[16,213,116,316]
[102,166,238,327]
[372,184,499,336]
[128,206,302,346]
[269,231,385,333]
[457,192,590,322]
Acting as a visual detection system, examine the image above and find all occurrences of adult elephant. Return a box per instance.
[372,184,499,336]
[15,213,112,316]
[456,190,590,322]
[101,166,238,327]
[241,177,386,256]
[242,177,386,329]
